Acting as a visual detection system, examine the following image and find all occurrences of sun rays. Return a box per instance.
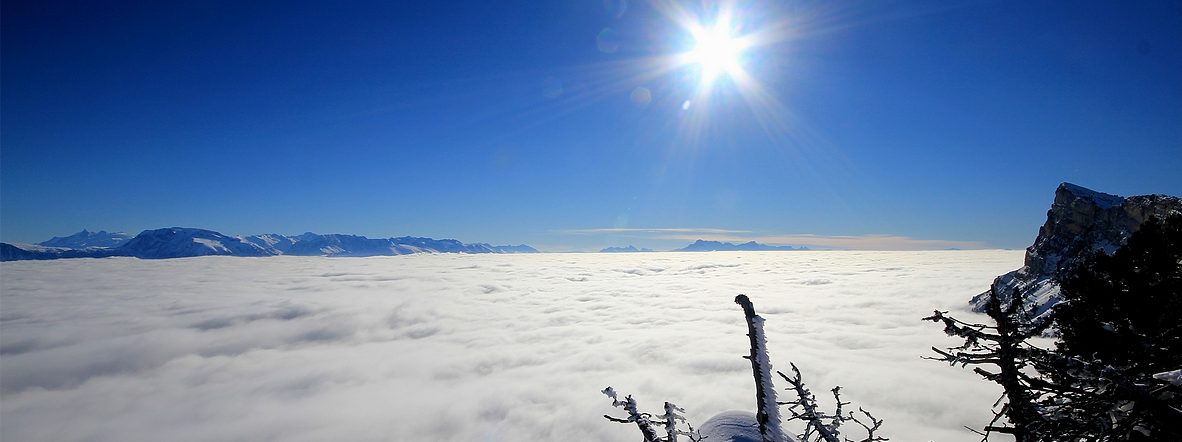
[466,1,805,153]
[681,10,751,91]
[645,0,804,152]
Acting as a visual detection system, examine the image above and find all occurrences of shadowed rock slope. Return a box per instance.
[971,183,1182,319]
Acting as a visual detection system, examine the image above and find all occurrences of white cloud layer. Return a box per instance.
[1,251,1021,441]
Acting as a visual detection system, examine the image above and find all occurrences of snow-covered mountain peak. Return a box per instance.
[972,184,1182,320]
[117,227,274,259]
[1058,182,1125,209]
[675,239,806,252]
[39,230,132,249]
[4,228,540,261]
[600,245,653,253]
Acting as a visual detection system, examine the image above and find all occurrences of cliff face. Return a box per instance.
[971,183,1182,319]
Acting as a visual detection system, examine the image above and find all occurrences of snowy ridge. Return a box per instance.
[117,228,274,259]
[0,243,118,261]
[1059,183,1124,209]
[983,272,1062,321]
[240,234,296,254]
[676,240,807,252]
[38,230,132,249]
[487,244,539,254]
[600,245,654,253]
[2,228,538,261]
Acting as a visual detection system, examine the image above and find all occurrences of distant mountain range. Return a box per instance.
[673,239,808,252]
[1,229,814,262]
[39,229,133,249]
[600,245,653,253]
[1,228,538,261]
[599,240,807,253]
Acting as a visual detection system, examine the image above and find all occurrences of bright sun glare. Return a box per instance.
[652,1,793,143]
[685,21,747,87]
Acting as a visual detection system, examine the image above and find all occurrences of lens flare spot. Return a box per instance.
[602,0,628,18]
[630,87,652,107]
[596,28,621,53]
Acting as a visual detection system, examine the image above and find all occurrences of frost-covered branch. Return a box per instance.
[848,407,886,442]
[602,387,661,441]
[775,364,887,442]
[735,294,789,442]
[659,401,704,442]
[604,295,887,442]
[777,363,840,442]
[926,283,1182,441]
[601,387,703,442]
[924,286,1047,440]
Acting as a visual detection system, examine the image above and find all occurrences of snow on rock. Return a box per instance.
[489,244,540,253]
[284,233,399,257]
[1059,183,1125,210]
[700,410,799,442]
[240,234,296,254]
[116,228,274,259]
[1153,369,1182,387]
[0,242,123,261]
[971,183,1181,320]
[2,228,274,261]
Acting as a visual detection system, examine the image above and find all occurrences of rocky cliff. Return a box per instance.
[971,183,1182,319]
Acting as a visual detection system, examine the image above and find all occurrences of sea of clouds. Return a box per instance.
[1,251,1022,441]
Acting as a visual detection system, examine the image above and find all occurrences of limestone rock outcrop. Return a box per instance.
[971,183,1182,319]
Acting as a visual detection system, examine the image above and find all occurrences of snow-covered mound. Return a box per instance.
[971,183,1182,319]
[116,228,274,259]
[700,410,791,442]
[38,230,132,249]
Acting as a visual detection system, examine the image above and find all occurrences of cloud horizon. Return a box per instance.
[555,227,992,251]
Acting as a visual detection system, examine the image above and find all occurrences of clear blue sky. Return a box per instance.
[3,0,1180,251]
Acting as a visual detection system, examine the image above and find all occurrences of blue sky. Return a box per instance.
[3,0,1180,251]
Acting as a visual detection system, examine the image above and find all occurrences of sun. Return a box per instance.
[642,1,797,147]
[682,16,750,89]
